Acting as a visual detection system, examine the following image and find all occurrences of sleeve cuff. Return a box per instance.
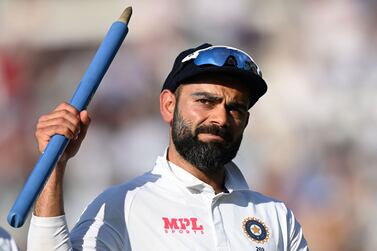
[31,214,67,227]
[28,214,72,251]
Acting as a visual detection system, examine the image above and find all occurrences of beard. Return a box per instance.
[171,107,243,175]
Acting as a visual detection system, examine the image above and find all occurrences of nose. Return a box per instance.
[209,105,228,127]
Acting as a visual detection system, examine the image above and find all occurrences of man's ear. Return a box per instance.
[160,89,176,124]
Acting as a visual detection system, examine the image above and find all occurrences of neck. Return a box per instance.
[167,143,226,194]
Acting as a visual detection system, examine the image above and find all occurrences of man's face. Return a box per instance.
[171,81,250,175]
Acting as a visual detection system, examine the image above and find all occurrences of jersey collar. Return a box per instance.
[153,149,249,194]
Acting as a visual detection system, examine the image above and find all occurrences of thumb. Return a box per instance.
[77,110,91,140]
[80,110,91,127]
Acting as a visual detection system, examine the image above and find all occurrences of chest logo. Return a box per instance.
[162,217,204,234]
[242,217,270,244]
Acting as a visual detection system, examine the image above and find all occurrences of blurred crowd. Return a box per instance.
[1,0,376,250]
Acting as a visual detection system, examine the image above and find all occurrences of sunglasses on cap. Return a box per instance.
[181,45,263,78]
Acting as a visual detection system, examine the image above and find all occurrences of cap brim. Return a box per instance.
[173,65,267,108]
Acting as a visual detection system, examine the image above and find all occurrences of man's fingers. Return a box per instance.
[36,107,90,141]
[37,104,82,138]
[36,125,76,140]
[38,102,80,125]
[54,102,79,115]
[39,110,80,126]
[37,116,80,136]
[35,124,77,153]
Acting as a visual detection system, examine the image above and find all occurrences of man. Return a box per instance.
[28,43,309,250]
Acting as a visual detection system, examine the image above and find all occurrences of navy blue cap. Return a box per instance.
[162,43,268,108]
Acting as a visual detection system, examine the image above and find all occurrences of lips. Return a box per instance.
[198,133,225,142]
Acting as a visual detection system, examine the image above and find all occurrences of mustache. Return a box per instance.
[195,124,232,141]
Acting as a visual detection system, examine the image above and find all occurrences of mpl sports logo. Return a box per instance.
[162,217,205,234]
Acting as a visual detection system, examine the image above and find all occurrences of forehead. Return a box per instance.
[179,80,251,103]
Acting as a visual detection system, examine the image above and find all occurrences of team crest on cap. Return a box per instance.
[242,217,270,244]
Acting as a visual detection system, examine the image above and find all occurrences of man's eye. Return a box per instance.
[198,99,210,104]
[229,106,247,115]
[231,109,245,115]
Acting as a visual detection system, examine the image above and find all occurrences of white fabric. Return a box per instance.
[28,153,308,251]
[0,227,19,251]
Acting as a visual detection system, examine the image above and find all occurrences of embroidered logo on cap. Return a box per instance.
[242,217,270,244]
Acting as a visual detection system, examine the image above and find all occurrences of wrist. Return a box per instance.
[34,162,66,216]
[56,159,68,175]
[57,156,69,167]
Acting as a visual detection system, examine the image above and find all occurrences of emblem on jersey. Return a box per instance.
[242,217,270,244]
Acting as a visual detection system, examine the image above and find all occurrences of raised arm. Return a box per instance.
[28,102,90,251]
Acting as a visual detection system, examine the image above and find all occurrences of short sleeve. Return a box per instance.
[287,209,309,251]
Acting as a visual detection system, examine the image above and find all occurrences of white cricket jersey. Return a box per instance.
[28,153,308,251]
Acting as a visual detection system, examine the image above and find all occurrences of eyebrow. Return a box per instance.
[227,101,248,111]
[191,92,222,101]
[191,91,248,110]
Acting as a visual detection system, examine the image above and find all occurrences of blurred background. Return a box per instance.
[0,0,376,250]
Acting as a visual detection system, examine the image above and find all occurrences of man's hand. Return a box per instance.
[35,102,91,164]
[34,102,91,217]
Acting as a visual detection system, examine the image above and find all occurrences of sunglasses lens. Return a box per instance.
[192,47,261,77]
[193,48,228,66]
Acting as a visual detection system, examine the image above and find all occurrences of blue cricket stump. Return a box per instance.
[7,7,133,228]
